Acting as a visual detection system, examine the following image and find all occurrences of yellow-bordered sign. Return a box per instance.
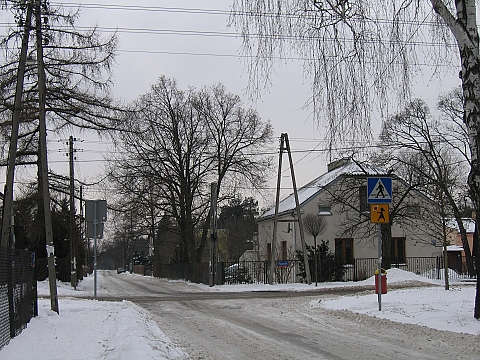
[370,204,389,223]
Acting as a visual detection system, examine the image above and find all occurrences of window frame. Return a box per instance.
[317,204,332,216]
[359,185,368,213]
[391,237,406,264]
[335,238,354,265]
[281,241,287,260]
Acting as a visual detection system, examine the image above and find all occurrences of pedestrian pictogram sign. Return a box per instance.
[370,204,389,223]
[367,177,392,204]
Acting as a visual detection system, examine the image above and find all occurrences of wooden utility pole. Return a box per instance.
[69,136,77,288]
[35,0,58,313]
[1,2,34,248]
[270,133,311,285]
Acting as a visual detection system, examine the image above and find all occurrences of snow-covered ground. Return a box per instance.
[1,269,479,359]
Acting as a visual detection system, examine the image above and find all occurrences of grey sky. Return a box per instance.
[2,1,462,206]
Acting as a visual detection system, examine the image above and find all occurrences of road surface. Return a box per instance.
[94,271,479,359]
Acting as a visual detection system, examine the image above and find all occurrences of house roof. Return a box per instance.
[259,159,388,220]
[445,218,476,233]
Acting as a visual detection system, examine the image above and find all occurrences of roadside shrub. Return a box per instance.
[296,241,345,282]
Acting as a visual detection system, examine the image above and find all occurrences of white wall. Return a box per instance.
[258,178,441,262]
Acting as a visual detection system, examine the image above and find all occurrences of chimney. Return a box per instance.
[327,157,351,172]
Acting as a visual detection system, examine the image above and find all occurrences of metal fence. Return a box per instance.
[352,256,472,281]
[222,260,301,285]
[0,248,36,351]
[222,256,474,284]
[154,256,475,286]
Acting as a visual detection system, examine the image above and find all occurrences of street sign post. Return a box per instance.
[367,177,392,312]
[85,200,107,300]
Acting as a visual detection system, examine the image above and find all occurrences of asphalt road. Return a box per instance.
[97,271,479,360]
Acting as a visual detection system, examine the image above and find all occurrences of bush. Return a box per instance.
[296,240,345,282]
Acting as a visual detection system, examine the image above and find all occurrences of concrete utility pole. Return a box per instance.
[270,135,285,285]
[35,0,58,313]
[209,182,218,287]
[69,136,77,289]
[1,1,34,248]
[284,134,311,285]
[270,133,311,285]
[80,186,87,270]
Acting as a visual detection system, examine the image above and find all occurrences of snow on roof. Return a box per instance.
[259,159,387,219]
[445,218,476,233]
[447,245,464,252]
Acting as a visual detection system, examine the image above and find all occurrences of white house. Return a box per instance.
[257,158,442,280]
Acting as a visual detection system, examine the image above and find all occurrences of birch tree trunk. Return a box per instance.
[431,0,480,318]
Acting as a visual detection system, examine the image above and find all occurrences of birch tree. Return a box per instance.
[231,0,480,318]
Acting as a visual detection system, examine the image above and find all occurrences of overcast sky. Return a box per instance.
[2,1,463,208]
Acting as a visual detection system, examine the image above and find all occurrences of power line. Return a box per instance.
[51,2,452,30]
[0,22,457,49]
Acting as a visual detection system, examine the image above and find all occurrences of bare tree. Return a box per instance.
[109,77,273,264]
[302,213,327,285]
[230,0,480,318]
[0,3,120,144]
[109,77,209,264]
[0,1,121,251]
[194,83,273,262]
[379,98,474,275]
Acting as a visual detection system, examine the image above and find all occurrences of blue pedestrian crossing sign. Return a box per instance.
[367,178,392,204]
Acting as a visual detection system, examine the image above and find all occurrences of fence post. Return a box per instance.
[353,258,356,281]
[436,256,440,280]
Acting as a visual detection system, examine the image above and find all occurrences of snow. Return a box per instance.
[1,268,479,359]
[446,217,476,233]
[1,276,188,360]
[447,245,464,251]
[259,159,387,218]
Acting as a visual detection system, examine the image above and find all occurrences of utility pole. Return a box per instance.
[1,2,34,248]
[270,133,311,285]
[284,134,311,285]
[69,136,77,289]
[270,135,284,285]
[80,186,87,271]
[35,0,58,313]
[209,182,218,287]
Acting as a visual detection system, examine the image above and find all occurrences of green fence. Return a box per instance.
[0,248,36,351]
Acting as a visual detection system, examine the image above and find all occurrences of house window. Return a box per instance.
[335,238,354,265]
[281,241,287,260]
[359,185,368,212]
[391,237,406,264]
[317,205,332,216]
[406,205,419,217]
[267,243,272,261]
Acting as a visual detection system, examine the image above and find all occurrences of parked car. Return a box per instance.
[117,267,126,274]
[224,263,253,284]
